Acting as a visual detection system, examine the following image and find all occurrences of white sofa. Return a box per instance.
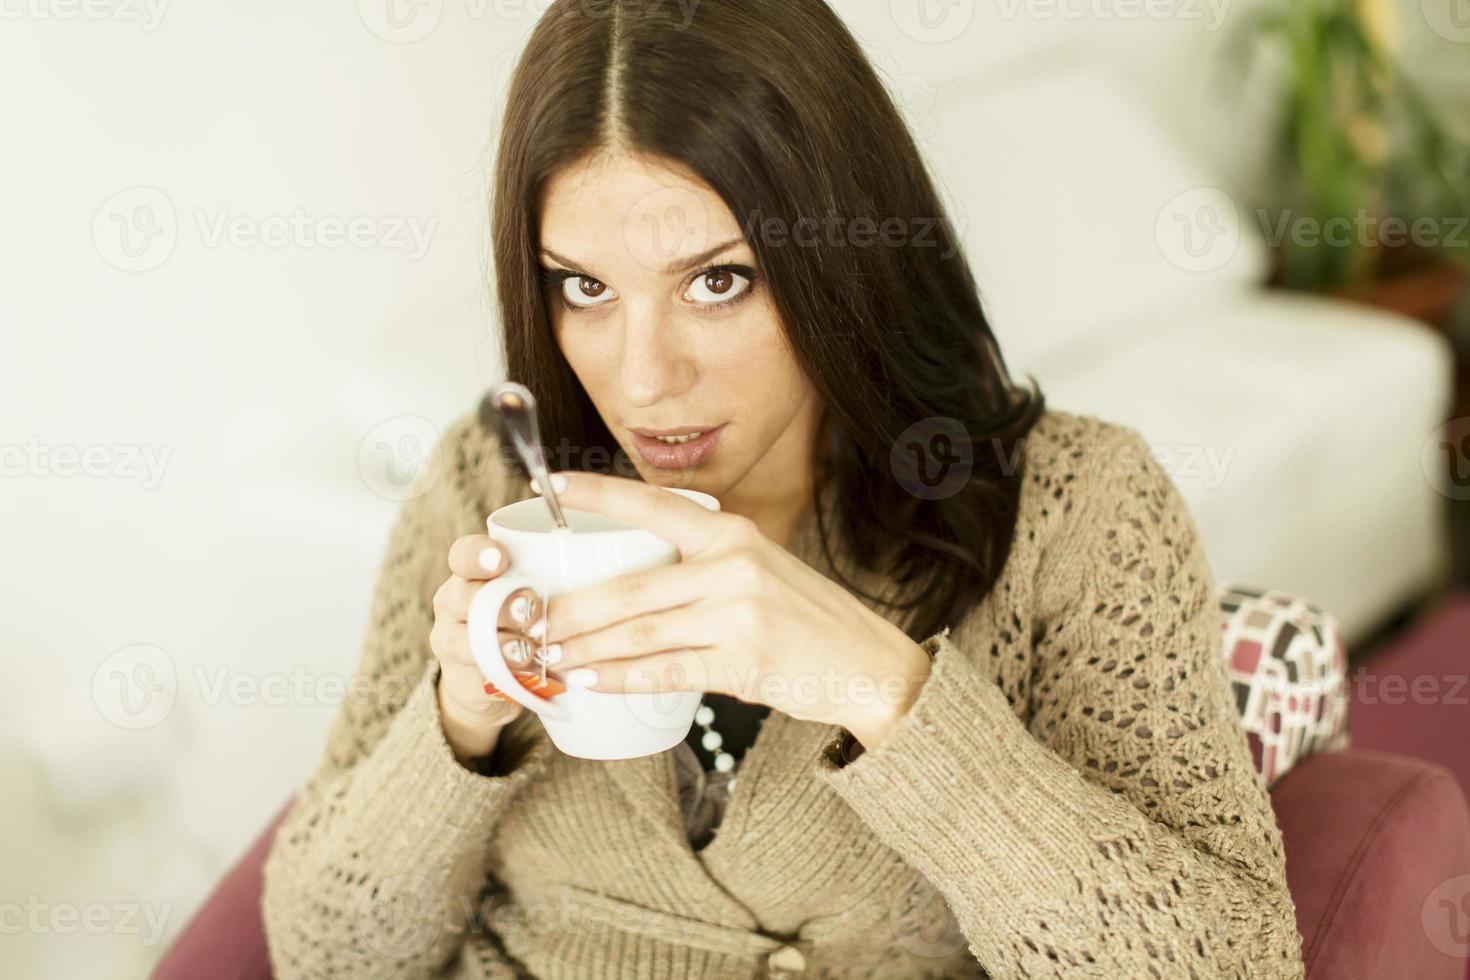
[922,63,1453,643]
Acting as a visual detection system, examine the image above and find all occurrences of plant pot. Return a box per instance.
[1330,258,1470,326]
[1266,241,1470,327]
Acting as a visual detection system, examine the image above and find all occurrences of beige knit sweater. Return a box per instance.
[260,405,1306,979]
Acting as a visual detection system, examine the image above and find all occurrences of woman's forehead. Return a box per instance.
[539,152,747,277]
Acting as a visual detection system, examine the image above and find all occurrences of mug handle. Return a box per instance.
[467,573,573,724]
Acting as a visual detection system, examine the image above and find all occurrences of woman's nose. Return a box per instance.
[619,303,694,407]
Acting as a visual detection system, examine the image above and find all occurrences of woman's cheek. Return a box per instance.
[558,326,616,389]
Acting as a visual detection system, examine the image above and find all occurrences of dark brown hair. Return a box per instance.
[486,0,1045,643]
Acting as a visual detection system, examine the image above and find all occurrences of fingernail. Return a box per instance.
[563,667,596,688]
[539,643,564,666]
[503,639,531,665]
[525,617,547,640]
[531,473,569,495]
[479,546,503,573]
[509,595,533,623]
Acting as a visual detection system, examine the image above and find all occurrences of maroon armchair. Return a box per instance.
[1273,751,1470,979]
[151,747,1470,980]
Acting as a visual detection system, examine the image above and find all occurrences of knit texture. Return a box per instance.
[260,405,1305,979]
[674,740,739,851]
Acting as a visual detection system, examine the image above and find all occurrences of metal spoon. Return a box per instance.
[492,381,569,682]
[493,381,570,531]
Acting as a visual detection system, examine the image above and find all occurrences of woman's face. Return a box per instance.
[537,150,821,517]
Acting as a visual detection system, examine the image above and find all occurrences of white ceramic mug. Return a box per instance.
[466,486,720,760]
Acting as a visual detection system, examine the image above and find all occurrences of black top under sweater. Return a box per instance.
[683,692,772,770]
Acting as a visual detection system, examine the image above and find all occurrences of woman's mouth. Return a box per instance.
[629,424,727,469]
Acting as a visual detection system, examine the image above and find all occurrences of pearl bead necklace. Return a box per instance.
[693,700,739,789]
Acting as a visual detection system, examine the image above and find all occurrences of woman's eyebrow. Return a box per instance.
[656,238,746,276]
[537,238,746,278]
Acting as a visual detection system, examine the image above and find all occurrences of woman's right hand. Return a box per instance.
[431,533,544,763]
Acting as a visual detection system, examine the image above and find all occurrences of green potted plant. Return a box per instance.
[1230,0,1470,323]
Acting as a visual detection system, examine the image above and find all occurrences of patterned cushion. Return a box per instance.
[1218,584,1351,786]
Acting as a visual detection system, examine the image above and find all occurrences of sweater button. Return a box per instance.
[765,942,806,977]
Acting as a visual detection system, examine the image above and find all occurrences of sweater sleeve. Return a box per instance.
[812,426,1305,979]
[261,415,554,980]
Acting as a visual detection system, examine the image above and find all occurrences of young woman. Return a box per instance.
[262,1,1306,977]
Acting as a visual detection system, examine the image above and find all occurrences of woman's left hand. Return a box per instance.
[530,471,934,750]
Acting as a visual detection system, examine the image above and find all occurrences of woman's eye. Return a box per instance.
[561,276,616,309]
[684,268,751,306]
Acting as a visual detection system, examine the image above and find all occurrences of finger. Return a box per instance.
[435,578,544,628]
[485,672,567,701]
[433,576,482,622]
[551,603,719,671]
[439,622,545,669]
[563,648,719,696]
[447,534,510,581]
[495,630,544,669]
[534,471,734,559]
[545,553,763,644]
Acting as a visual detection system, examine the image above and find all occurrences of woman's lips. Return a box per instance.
[630,424,727,469]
